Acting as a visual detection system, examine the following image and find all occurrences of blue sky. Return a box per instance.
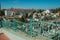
[0,0,60,9]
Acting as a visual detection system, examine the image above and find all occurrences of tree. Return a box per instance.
[38,9,45,13]
[25,13,28,18]
[50,8,60,13]
[0,10,4,16]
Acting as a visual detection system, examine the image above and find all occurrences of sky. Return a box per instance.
[0,0,60,9]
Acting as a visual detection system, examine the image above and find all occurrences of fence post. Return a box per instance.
[13,20,17,32]
[30,19,32,37]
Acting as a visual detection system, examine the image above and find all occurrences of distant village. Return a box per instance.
[0,8,60,22]
[0,8,60,40]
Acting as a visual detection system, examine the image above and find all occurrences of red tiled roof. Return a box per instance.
[58,11,60,14]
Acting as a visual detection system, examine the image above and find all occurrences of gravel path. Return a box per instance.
[0,28,28,40]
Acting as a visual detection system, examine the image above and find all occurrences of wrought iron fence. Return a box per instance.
[0,18,60,40]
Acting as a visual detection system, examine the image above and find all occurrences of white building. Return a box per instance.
[33,13,37,19]
[42,10,50,14]
[5,10,14,16]
[44,10,50,13]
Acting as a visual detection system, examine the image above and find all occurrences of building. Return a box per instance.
[5,10,14,16]
[4,8,34,18]
[42,10,51,14]
[58,11,60,15]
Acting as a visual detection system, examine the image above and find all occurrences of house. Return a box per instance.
[5,10,14,16]
[44,10,50,13]
[58,11,60,15]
